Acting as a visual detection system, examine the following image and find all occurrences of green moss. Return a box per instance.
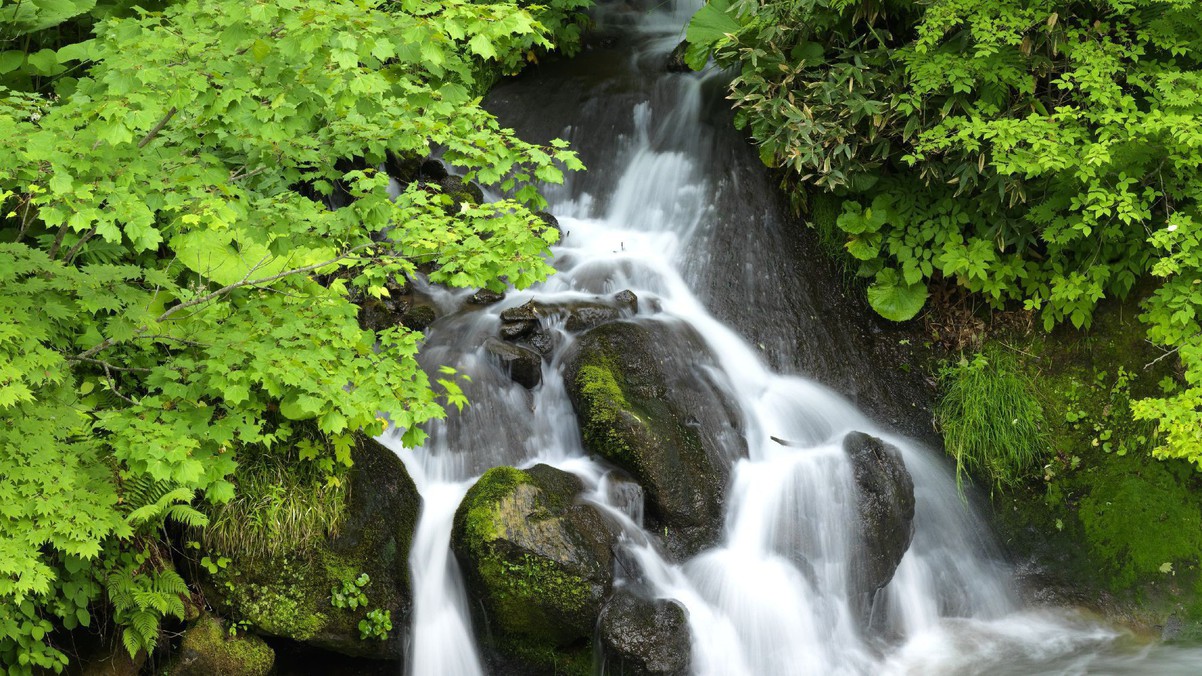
[575,360,639,466]
[983,294,1202,623]
[460,466,532,548]
[173,614,273,676]
[500,636,593,676]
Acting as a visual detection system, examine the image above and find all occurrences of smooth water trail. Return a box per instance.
[378,1,1202,674]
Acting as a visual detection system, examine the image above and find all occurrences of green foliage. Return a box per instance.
[935,349,1049,489]
[0,0,590,671]
[358,608,391,641]
[329,573,369,611]
[687,0,1202,464]
[201,445,349,562]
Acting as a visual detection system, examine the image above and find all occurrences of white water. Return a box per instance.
[378,2,1202,674]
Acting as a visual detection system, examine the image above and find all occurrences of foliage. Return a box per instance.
[329,573,369,612]
[935,349,1049,489]
[358,608,391,641]
[686,0,1202,464]
[0,0,589,671]
[201,445,349,562]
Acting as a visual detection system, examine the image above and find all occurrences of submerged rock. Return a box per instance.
[563,320,745,557]
[168,614,273,676]
[451,465,618,670]
[484,337,543,389]
[842,431,916,597]
[598,588,691,675]
[202,437,419,660]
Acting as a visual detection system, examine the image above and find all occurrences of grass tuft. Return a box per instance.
[202,450,348,561]
[935,347,1049,490]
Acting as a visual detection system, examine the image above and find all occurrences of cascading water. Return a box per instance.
[377,2,1202,674]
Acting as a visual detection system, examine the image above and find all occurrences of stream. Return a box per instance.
[377,1,1202,674]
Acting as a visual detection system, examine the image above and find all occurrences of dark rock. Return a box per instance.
[384,151,422,183]
[400,304,437,332]
[535,211,561,232]
[525,328,556,356]
[168,614,273,676]
[498,291,639,344]
[484,337,543,389]
[666,41,691,73]
[842,431,916,598]
[452,465,619,671]
[563,320,745,557]
[419,158,449,180]
[202,437,419,660]
[599,589,690,676]
[500,319,537,341]
[468,288,506,306]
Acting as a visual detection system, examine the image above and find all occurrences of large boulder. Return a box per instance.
[204,436,419,660]
[451,465,618,673]
[842,431,916,598]
[563,320,745,557]
[598,589,691,676]
[167,614,274,676]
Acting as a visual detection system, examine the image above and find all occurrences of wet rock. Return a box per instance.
[599,589,690,676]
[452,465,619,670]
[168,614,273,676]
[535,211,561,233]
[498,291,639,347]
[384,151,422,183]
[201,437,419,660]
[842,431,915,597]
[484,337,543,389]
[666,41,691,73]
[400,303,437,332]
[468,288,507,306]
[420,158,449,180]
[563,320,745,557]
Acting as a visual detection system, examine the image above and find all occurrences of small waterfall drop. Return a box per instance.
[377,2,1202,674]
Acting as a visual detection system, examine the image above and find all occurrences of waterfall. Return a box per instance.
[376,2,1202,674]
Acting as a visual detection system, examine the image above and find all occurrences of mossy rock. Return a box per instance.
[203,436,419,660]
[562,320,746,556]
[451,465,618,673]
[168,614,273,676]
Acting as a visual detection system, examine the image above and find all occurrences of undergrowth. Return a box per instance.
[201,448,348,561]
[935,347,1049,490]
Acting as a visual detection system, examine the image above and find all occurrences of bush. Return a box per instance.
[935,349,1049,490]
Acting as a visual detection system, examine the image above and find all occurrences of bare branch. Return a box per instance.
[63,224,99,264]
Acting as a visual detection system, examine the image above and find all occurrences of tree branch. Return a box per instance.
[73,244,376,361]
[62,224,99,264]
[138,107,179,149]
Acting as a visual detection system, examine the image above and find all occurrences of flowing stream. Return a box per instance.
[378,2,1202,673]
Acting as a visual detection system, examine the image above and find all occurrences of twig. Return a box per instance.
[62,224,99,264]
[47,222,70,259]
[138,107,179,149]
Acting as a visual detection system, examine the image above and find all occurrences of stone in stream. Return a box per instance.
[842,431,916,599]
[484,337,543,389]
[666,41,691,73]
[598,588,691,676]
[497,290,639,358]
[562,319,746,558]
[197,436,419,660]
[451,464,619,674]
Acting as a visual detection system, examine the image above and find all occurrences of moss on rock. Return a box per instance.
[200,435,418,660]
[981,295,1202,634]
[452,465,617,672]
[168,614,273,676]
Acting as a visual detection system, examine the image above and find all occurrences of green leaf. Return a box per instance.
[685,0,739,49]
[867,269,928,321]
